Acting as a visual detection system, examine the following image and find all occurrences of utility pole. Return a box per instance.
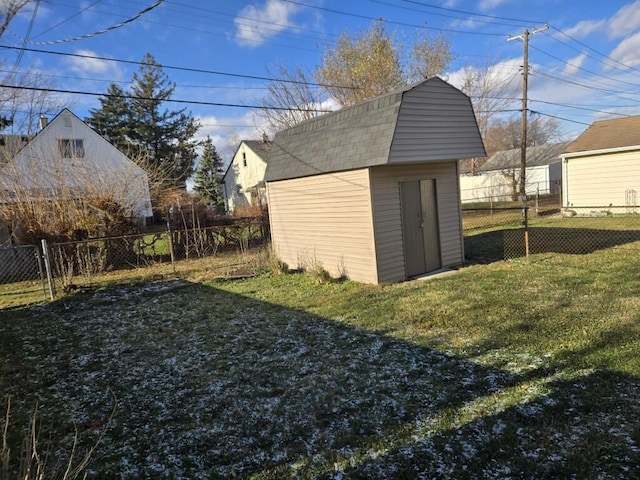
[508,24,549,204]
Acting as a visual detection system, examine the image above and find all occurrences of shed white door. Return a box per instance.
[400,179,441,277]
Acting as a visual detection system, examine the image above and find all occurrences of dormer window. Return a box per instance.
[242,152,247,167]
[58,139,84,158]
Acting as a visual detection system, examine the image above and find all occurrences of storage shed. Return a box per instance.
[265,77,485,284]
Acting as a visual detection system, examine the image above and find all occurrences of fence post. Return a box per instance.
[522,206,530,258]
[34,245,47,303]
[40,239,56,300]
[166,208,176,274]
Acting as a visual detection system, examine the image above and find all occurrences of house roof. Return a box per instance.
[265,77,485,182]
[564,115,640,154]
[244,139,272,160]
[479,142,571,172]
[221,138,272,183]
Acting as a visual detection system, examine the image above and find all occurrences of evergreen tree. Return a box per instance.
[193,136,225,210]
[128,53,199,189]
[85,83,131,153]
[86,53,200,190]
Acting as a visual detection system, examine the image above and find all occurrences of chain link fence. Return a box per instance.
[463,205,640,262]
[0,244,49,307]
[0,217,269,309]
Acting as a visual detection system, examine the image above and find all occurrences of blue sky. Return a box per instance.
[3,0,640,160]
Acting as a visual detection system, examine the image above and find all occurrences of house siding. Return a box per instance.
[370,162,463,283]
[0,110,152,219]
[223,142,269,214]
[268,169,378,283]
[563,150,640,208]
[389,82,485,163]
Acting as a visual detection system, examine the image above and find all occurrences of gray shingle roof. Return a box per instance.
[479,142,571,172]
[265,77,484,182]
[244,139,272,160]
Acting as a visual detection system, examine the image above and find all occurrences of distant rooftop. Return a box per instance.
[565,115,640,154]
[479,142,572,172]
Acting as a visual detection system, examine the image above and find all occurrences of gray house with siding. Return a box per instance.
[265,77,485,284]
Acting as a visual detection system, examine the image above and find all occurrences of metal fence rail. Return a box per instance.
[0,244,48,307]
[0,218,269,309]
[463,205,640,262]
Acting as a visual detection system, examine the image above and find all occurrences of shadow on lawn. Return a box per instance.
[2,281,640,479]
[465,227,640,264]
[329,369,640,479]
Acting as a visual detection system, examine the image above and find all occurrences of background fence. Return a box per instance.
[3,205,640,308]
[462,205,640,263]
[0,217,269,309]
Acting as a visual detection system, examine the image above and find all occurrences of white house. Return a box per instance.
[0,109,153,222]
[222,138,272,214]
[460,142,570,203]
[561,115,640,213]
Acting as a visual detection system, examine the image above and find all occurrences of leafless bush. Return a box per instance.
[0,146,158,244]
[1,393,117,480]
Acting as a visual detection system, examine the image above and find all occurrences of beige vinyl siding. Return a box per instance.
[370,162,463,283]
[563,150,640,207]
[267,168,378,283]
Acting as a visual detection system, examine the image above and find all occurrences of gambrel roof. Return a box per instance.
[565,115,640,154]
[265,77,485,182]
[479,142,571,172]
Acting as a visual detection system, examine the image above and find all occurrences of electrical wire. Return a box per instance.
[0,45,355,89]
[14,0,164,46]
[278,0,510,36]
[32,0,103,39]
[0,83,334,113]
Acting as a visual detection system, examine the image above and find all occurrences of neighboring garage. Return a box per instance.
[561,115,640,213]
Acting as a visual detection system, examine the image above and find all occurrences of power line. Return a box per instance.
[0,83,335,113]
[32,0,103,39]
[279,0,509,36]
[367,0,529,27]
[528,109,591,126]
[0,45,355,89]
[548,24,640,76]
[15,0,164,46]
[529,44,640,89]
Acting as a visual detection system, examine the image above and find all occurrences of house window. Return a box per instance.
[58,139,84,158]
[242,152,247,167]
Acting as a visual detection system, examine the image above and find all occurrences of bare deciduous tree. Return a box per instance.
[262,21,455,132]
[315,21,405,107]
[457,60,520,174]
[259,64,327,132]
[406,31,455,83]
[0,0,30,40]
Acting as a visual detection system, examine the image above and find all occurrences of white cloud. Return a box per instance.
[478,0,510,10]
[66,49,123,78]
[608,0,640,39]
[562,19,606,39]
[561,1,640,41]
[609,32,640,69]
[196,111,265,161]
[562,52,587,76]
[234,0,300,47]
[448,57,522,96]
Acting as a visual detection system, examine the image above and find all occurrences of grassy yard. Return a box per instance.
[1,242,640,478]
